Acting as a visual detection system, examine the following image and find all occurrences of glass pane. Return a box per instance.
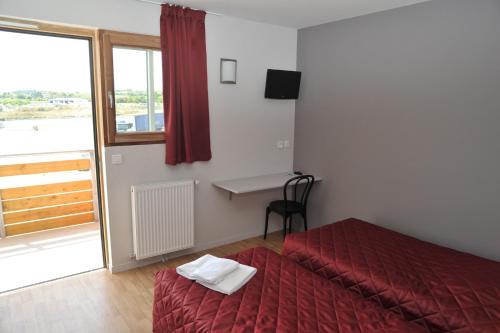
[113,47,148,132]
[153,51,164,131]
[112,47,164,133]
[0,31,94,155]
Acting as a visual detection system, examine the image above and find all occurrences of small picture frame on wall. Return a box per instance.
[220,58,237,84]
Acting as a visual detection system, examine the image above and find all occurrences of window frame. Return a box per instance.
[99,30,164,146]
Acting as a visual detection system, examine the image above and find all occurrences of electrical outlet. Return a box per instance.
[284,140,290,148]
[277,140,284,149]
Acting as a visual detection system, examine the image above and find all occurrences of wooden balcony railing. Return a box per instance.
[0,152,98,237]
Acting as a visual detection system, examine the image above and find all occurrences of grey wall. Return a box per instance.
[295,0,500,260]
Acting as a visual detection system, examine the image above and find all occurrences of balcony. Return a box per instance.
[0,151,103,292]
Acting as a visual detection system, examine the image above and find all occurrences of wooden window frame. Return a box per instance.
[99,30,164,146]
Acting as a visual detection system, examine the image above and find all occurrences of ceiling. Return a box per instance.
[160,0,433,28]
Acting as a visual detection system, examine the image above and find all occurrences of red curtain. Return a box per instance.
[160,5,212,165]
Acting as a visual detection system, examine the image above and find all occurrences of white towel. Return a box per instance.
[176,254,239,284]
[198,264,257,295]
[176,254,257,295]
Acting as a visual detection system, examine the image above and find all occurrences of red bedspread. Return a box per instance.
[153,247,425,333]
[282,218,500,333]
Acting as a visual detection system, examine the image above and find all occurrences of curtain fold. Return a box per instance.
[160,5,212,165]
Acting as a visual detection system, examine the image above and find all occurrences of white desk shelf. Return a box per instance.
[212,172,322,199]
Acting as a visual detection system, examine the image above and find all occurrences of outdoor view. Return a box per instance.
[0,30,109,292]
[112,47,164,133]
[0,31,95,156]
[0,31,164,156]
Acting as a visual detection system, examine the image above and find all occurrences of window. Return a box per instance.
[100,30,164,145]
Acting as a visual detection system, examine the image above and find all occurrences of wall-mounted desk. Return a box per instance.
[212,172,322,199]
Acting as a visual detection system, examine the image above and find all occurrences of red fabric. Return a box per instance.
[153,247,425,333]
[282,218,500,333]
[160,5,212,165]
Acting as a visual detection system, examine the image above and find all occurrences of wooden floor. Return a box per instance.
[0,231,283,333]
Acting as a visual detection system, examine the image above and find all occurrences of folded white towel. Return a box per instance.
[193,256,240,284]
[198,264,257,295]
[176,254,258,295]
[176,254,239,284]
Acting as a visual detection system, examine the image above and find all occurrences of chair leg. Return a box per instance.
[264,207,270,240]
[303,212,308,231]
[283,215,287,239]
[288,215,293,234]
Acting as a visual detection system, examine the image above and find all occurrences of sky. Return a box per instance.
[0,30,92,93]
[0,30,162,93]
[113,47,162,92]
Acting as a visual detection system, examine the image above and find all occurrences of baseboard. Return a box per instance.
[109,225,280,273]
[109,256,163,273]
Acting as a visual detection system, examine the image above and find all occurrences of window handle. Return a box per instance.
[108,91,114,109]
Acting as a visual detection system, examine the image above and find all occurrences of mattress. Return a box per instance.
[153,246,425,333]
[282,218,500,333]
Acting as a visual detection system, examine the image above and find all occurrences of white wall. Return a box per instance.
[1,0,297,271]
[0,0,160,34]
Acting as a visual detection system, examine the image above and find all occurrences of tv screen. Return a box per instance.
[265,69,301,100]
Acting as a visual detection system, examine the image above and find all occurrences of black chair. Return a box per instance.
[264,175,315,239]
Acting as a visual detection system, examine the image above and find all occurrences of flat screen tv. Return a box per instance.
[265,69,301,100]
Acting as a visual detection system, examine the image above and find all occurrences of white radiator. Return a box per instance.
[131,180,194,260]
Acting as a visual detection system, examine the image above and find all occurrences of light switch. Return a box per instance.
[111,154,123,165]
[277,141,284,149]
[284,140,290,148]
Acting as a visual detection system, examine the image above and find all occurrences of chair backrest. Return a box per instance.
[283,175,315,210]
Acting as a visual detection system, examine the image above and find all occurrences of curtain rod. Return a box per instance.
[136,0,223,16]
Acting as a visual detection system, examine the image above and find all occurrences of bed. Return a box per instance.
[153,246,425,333]
[282,218,500,333]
